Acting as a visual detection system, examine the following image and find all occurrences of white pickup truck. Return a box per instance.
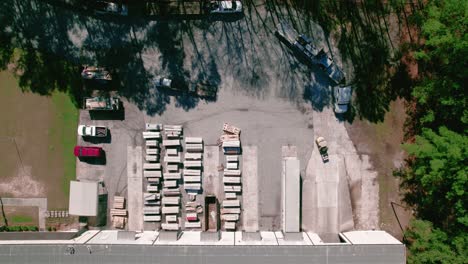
[78,125,108,137]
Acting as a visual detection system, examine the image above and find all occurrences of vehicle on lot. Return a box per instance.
[78,125,108,137]
[81,66,112,81]
[315,51,345,84]
[154,77,218,99]
[74,146,103,158]
[333,85,352,114]
[84,97,120,111]
[204,195,219,232]
[154,77,173,89]
[209,1,243,14]
[315,137,329,162]
[93,1,128,16]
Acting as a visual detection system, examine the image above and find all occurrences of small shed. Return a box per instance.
[69,181,98,216]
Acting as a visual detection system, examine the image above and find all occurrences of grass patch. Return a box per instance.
[10,215,33,223]
[50,91,78,198]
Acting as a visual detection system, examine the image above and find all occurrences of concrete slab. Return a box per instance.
[203,146,221,197]
[127,146,143,231]
[87,230,158,245]
[153,231,235,246]
[242,145,259,232]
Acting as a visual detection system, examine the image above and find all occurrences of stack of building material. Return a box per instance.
[114,196,125,209]
[164,125,183,138]
[222,199,241,231]
[143,124,163,222]
[183,137,204,194]
[146,123,163,131]
[184,203,201,229]
[111,196,128,228]
[162,188,180,196]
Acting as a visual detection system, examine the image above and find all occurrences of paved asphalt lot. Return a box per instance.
[15,0,380,236]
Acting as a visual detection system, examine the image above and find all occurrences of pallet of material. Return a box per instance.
[166,215,178,222]
[161,223,179,230]
[145,200,161,206]
[143,131,161,139]
[164,156,181,163]
[144,215,161,222]
[166,148,178,156]
[110,209,127,216]
[113,196,125,209]
[222,140,240,148]
[225,192,237,199]
[221,208,241,214]
[162,206,179,215]
[146,148,160,155]
[164,125,183,131]
[163,172,181,180]
[225,155,239,162]
[184,160,202,168]
[224,221,236,230]
[143,206,161,214]
[220,134,240,142]
[112,216,127,229]
[222,214,239,221]
[183,169,201,176]
[144,193,158,201]
[144,170,162,177]
[147,184,159,192]
[184,183,202,190]
[223,169,241,176]
[145,155,159,162]
[222,200,240,208]
[224,185,242,192]
[184,153,203,160]
[146,140,158,147]
[185,137,203,144]
[162,197,180,205]
[186,213,198,221]
[163,180,178,188]
[165,131,181,138]
[146,123,163,131]
[224,177,241,184]
[167,164,179,172]
[185,144,203,152]
[162,188,181,196]
[162,139,181,147]
[147,177,160,184]
[226,162,238,170]
[184,176,201,183]
[144,163,161,170]
[223,123,241,135]
[185,221,201,228]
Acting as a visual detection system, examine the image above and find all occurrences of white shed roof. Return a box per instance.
[69,181,98,216]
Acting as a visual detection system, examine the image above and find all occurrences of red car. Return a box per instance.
[74,146,103,158]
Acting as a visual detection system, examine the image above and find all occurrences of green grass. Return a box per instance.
[10,215,33,223]
[50,91,78,198]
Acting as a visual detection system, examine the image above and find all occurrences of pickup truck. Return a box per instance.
[315,136,329,162]
[74,146,103,158]
[78,125,108,137]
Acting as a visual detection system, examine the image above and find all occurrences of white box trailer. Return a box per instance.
[143,206,160,214]
[225,192,237,199]
[142,131,161,139]
[146,123,163,131]
[163,180,178,188]
[144,163,161,170]
[164,156,181,163]
[166,148,178,156]
[163,173,181,180]
[186,144,203,152]
[161,223,179,230]
[221,208,241,214]
[162,139,181,147]
[145,155,159,162]
[162,197,180,205]
[183,169,201,176]
[166,215,177,222]
[143,170,162,178]
[184,153,203,160]
[225,155,239,162]
[167,164,179,172]
[146,140,158,147]
[224,221,236,230]
[224,185,242,192]
[184,176,201,183]
[184,160,202,168]
[224,177,241,184]
[184,183,202,190]
[226,162,238,170]
[222,200,240,208]
[162,188,180,196]
[147,184,159,192]
[146,148,160,155]
[185,221,201,228]
[147,177,160,184]
[222,214,239,221]
[185,137,203,144]
[162,206,179,214]
[144,215,161,222]
[223,169,241,176]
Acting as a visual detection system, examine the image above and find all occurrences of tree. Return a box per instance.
[405,220,467,264]
[398,127,468,232]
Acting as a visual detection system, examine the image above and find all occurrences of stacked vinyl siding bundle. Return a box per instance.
[143,123,163,222]
[183,137,204,193]
[164,125,183,139]
[111,196,127,229]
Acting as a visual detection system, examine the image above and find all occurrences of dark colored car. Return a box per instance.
[74,146,103,158]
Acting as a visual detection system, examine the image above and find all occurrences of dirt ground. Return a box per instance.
[345,99,412,239]
[0,70,77,209]
[1,206,39,227]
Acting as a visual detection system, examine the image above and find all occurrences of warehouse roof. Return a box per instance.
[69,181,98,216]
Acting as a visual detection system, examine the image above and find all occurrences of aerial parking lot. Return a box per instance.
[1,0,412,245]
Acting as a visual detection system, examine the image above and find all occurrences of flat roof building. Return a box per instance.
[69,181,98,216]
[282,158,300,233]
